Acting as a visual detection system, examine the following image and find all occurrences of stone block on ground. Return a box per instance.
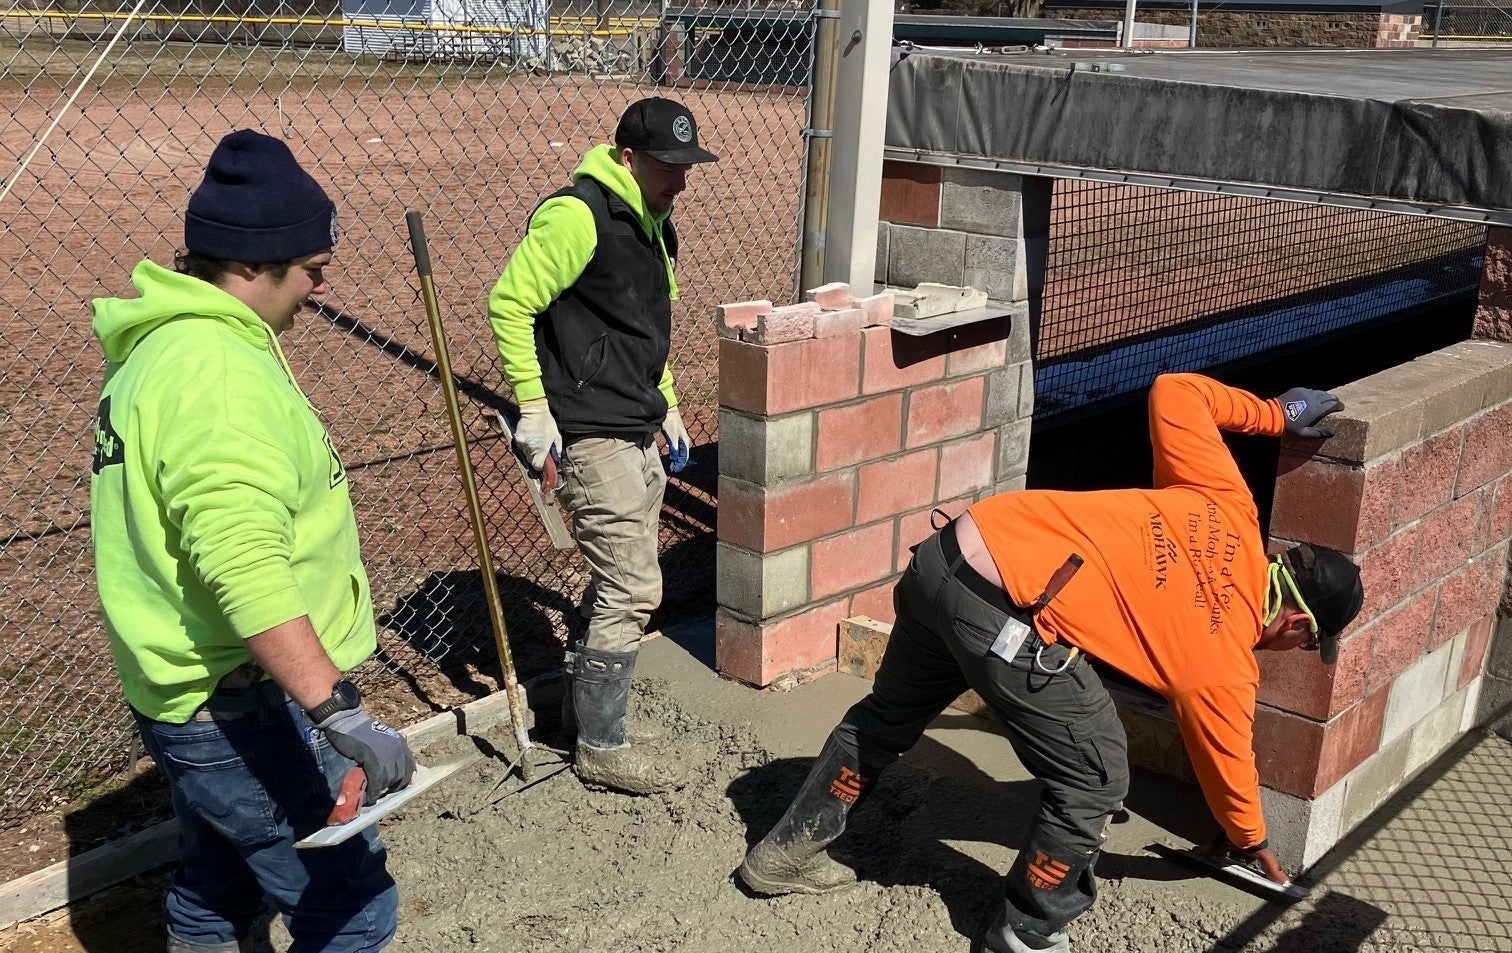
[838,615,891,679]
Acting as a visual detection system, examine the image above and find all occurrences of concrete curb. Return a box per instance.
[0,672,563,933]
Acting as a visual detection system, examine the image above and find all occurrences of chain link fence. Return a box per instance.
[0,0,815,825]
[1034,180,1487,421]
[1424,0,1512,41]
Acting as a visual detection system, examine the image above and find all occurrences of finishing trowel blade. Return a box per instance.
[294,759,467,849]
[1148,843,1310,902]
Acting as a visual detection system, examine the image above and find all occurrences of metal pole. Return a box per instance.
[1189,0,1198,46]
[799,0,840,293]
[1121,0,1137,49]
[822,0,892,291]
[1431,0,1445,47]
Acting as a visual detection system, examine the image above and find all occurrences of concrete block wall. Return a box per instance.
[715,287,1035,687]
[1257,338,1512,867]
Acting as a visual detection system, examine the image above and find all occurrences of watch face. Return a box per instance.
[335,679,361,708]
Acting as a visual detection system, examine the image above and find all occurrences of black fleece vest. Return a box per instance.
[534,177,677,437]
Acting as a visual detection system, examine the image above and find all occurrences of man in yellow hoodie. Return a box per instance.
[738,374,1363,953]
[91,130,412,952]
[487,98,716,794]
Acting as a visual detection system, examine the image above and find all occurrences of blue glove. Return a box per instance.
[1277,387,1344,439]
[661,405,691,474]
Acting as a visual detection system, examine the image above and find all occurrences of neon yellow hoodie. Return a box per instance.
[90,260,374,723]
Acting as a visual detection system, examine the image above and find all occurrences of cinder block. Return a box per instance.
[717,408,814,486]
[715,600,849,688]
[1381,636,1456,746]
[1455,400,1512,496]
[1254,687,1387,798]
[816,393,904,472]
[906,376,985,448]
[1008,312,1032,365]
[861,326,948,395]
[856,292,894,328]
[994,419,1032,483]
[1410,492,1482,588]
[1260,781,1345,872]
[1365,585,1437,692]
[1339,733,1411,832]
[717,472,855,553]
[887,225,967,288]
[813,307,863,339]
[719,335,862,417]
[963,233,1025,302]
[938,165,1023,237]
[716,541,810,619]
[838,615,893,678]
[1433,548,1504,648]
[1355,529,1419,621]
[1460,612,1498,688]
[805,282,855,311]
[1405,684,1469,776]
[717,300,772,339]
[1311,387,1424,466]
[810,521,897,600]
[749,301,819,345]
[1472,473,1512,554]
[875,225,890,285]
[849,581,899,627]
[984,365,1024,428]
[1393,429,1463,528]
[1416,361,1499,438]
[1474,303,1512,343]
[1016,361,1035,418]
[1271,455,1366,554]
[856,448,939,525]
[1256,622,1371,720]
[938,432,997,501]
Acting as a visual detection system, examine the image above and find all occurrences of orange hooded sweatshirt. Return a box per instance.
[967,373,1286,849]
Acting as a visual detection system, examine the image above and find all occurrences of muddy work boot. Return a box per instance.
[738,734,871,896]
[571,646,684,795]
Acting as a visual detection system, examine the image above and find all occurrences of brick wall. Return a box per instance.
[715,290,1034,687]
[1048,9,1421,47]
[1472,227,1512,735]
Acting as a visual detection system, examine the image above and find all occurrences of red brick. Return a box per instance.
[945,337,1008,377]
[1456,401,1512,497]
[816,394,904,472]
[856,293,894,328]
[1271,455,1365,553]
[1365,585,1437,691]
[810,521,898,600]
[715,601,849,687]
[1459,613,1497,688]
[1434,545,1507,647]
[862,326,947,395]
[850,578,900,626]
[1356,456,1402,549]
[805,282,855,311]
[879,159,941,227]
[1254,688,1388,798]
[717,473,855,553]
[938,432,996,501]
[1356,529,1420,621]
[895,497,974,572]
[719,335,861,416]
[906,376,986,449]
[1256,624,1371,720]
[1411,492,1483,588]
[857,448,940,525]
[749,301,819,345]
[814,307,864,340]
[1475,472,1512,554]
[1394,429,1463,528]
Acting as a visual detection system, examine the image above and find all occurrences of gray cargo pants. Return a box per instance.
[558,433,667,654]
[833,520,1129,939]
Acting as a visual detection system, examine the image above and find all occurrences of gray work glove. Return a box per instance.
[660,404,690,473]
[1277,387,1344,439]
[317,708,416,805]
[514,399,563,473]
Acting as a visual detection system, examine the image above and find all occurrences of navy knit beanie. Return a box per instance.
[184,129,337,262]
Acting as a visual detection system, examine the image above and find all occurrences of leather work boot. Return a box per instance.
[571,646,685,795]
[737,734,870,896]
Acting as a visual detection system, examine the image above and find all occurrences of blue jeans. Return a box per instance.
[133,684,398,952]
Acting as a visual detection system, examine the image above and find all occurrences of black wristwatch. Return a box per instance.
[306,679,361,724]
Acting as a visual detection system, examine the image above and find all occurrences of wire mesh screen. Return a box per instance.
[1424,1,1512,40]
[1034,180,1487,420]
[0,0,813,823]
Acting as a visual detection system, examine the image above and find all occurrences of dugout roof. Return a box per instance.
[885,48,1512,225]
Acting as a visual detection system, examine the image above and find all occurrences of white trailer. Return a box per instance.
[341,0,548,59]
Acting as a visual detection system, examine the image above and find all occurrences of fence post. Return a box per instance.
[821,0,892,292]
[1432,0,1445,46]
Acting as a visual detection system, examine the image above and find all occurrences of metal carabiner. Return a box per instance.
[1033,644,1081,675]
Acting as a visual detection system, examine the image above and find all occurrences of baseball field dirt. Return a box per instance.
[2,622,1507,953]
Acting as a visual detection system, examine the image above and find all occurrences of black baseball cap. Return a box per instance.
[614,98,718,165]
[1280,543,1365,665]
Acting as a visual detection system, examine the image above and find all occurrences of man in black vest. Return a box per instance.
[487,98,716,794]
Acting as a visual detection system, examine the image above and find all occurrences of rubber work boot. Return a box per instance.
[572,646,684,795]
[976,928,1071,953]
[737,734,870,896]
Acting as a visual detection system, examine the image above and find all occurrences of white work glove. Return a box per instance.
[515,399,563,473]
[660,405,690,473]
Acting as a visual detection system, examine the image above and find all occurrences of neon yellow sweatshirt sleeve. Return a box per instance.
[487,196,598,403]
[658,365,677,409]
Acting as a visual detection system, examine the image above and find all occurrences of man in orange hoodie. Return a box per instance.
[737,373,1363,953]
